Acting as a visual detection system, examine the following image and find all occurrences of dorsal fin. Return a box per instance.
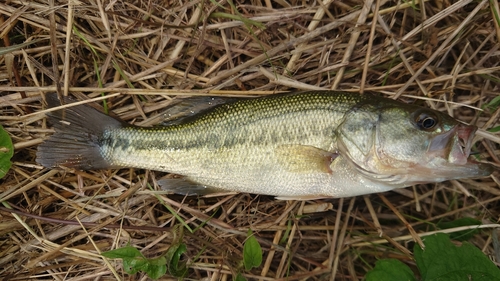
[160,96,240,125]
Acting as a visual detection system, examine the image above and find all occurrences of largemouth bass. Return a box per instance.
[36,91,492,199]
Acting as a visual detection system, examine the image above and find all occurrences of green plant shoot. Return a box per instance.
[0,124,13,179]
[243,229,262,271]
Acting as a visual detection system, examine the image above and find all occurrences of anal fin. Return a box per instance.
[275,195,331,200]
[157,178,228,196]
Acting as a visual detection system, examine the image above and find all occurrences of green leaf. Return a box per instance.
[209,0,227,10]
[123,256,148,274]
[149,186,193,233]
[365,259,416,281]
[487,125,500,133]
[491,0,500,28]
[102,246,143,259]
[243,229,262,271]
[0,39,45,56]
[165,243,188,278]
[279,219,292,244]
[437,218,481,241]
[483,94,500,111]
[102,246,167,280]
[0,124,13,179]
[143,256,167,280]
[414,233,500,281]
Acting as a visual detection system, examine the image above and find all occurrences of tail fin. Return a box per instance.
[36,94,123,170]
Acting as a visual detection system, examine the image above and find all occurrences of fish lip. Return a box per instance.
[449,123,476,165]
[457,123,476,158]
[427,123,476,165]
[453,125,493,176]
[422,123,493,178]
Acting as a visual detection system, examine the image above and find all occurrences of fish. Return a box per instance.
[36,91,493,199]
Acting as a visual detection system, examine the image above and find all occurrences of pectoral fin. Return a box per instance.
[275,145,338,174]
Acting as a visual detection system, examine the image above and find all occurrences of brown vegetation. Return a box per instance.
[0,0,499,280]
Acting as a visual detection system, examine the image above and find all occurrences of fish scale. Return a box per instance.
[103,92,355,169]
[36,91,492,199]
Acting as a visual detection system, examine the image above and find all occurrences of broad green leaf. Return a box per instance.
[102,246,167,280]
[365,259,416,281]
[414,233,500,281]
[144,257,167,280]
[0,124,13,179]
[165,243,188,277]
[102,246,143,259]
[243,229,262,270]
[123,257,148,274]
[437,218,481,241]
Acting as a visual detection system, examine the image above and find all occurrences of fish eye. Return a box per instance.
[415,112,437,130]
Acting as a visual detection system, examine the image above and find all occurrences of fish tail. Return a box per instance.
[36,94,123,170]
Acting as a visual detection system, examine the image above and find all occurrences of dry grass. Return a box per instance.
[0,0,499,280]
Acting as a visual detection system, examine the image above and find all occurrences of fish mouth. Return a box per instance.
[417,122,492,180]
[428,123,475,165]
[450,124,476,165]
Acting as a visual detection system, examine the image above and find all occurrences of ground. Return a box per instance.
[0,0,499,280]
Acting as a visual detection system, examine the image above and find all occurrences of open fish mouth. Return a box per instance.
[428,123,476,165]
[453,124,477,164]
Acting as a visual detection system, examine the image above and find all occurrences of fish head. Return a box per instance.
[338,102,493,187]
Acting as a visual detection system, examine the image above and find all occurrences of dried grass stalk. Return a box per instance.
[0,0,499,280]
